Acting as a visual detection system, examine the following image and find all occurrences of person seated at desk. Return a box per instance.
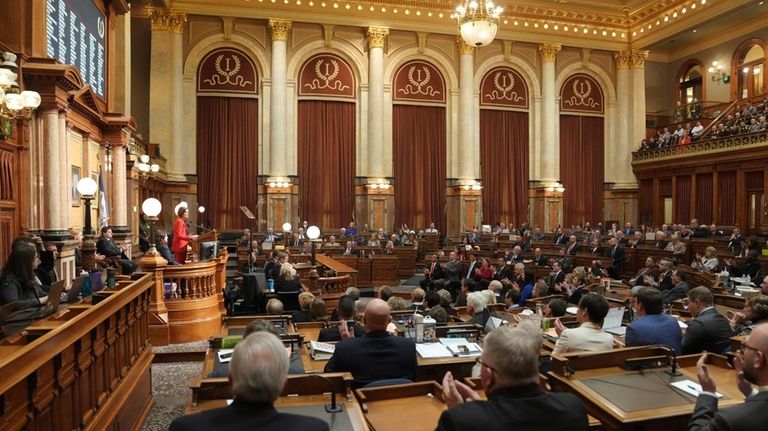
[643,257,675,292]
[627,256,660,288]
[318,296,364,342]
[420,254,445,291]
[266,298,284,315]
[246,240,260,265]
[366,234,381,248]
[690,325,768,431]
[387,296,408,311]
[662,270,689,304]
[436,289,455,316]
[438,322,589,431]
[275,264,304,310]
[324,299,417,388]
[664,233,687,258]
[723,251,762,280]
[681,286,733,355]
[170,332,328,431]
[291,292,315,323]
[0,238,50,311]
[692,246,720,273]
[455,278,477,307]
[530,248,548,267]
[323,235,340,247]
[309,298,328,322]
[552,293,614,356]
[97,227,138,275]
[510,272,535,307]
[425,291,449,324]
[425,222,439,235]
[466,292,492,328]
[409,288,426,310]
[727,295,768,336]
[262,227,278,244]
[155,231,181,266]
[544,298,567,318]
[625,287,682,354]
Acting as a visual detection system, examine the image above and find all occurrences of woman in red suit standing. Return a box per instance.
[172,206,197,264]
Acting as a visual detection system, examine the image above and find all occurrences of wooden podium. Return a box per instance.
[190,230,219,261]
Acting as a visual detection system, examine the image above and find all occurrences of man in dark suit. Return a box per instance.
[628,256,659,289]
[464,254,480,281]
[506,246,524,262]
[435,251,462,295]
[96,227,137,274]
[661,270,689,304]
[530,248,548,266]
[644,258,674,292]
[565,235,579,256]
[420,254,445,290]
[681,286,733,355]
[690,325,768,431]
[493,258,513,283]
[626,287,682,354]
[324,299,417,388]
[623,222,635,236]
[437,322,588,431]
[549,261,566,291]
[169,332,328,431]
[728,228,744,255]
[554,229,568,245]
[317,296,364,342]
[607,237,625,278]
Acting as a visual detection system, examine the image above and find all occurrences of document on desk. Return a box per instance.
[566,306,579,315]
[439,338,482,356]
[670,380,723,398]
[416,343,454,359]
[677,320,688,329]
[217,349,234,363]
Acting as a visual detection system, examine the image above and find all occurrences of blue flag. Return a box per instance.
[98,165,110,228]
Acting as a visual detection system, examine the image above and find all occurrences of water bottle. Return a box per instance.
[267,279,275,293]
[80,270,91,297]
[107,268,116,289]
[414,314,424,343]
[423,316,436,342]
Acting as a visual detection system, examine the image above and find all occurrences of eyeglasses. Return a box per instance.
[475,358,496,373]
[741,341,759,354]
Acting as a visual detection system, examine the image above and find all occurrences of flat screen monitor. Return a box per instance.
[200,241,219,260]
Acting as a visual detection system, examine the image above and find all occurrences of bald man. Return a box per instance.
[324,299,417,388]
[690,324,768,430]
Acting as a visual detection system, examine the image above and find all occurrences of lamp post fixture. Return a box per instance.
[282,222,292,248]
[307,225,321,266]
[141,198,162,255]
[76,177,98,236]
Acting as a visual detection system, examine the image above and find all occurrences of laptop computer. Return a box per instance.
[5,280,65,323]
[603,306,627,336]
[0,301,18,324]
[66,276,86,303]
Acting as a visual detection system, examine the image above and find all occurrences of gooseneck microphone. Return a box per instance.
[310,374,344,413]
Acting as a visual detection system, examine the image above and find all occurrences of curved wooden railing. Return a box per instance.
[163,259,218,300]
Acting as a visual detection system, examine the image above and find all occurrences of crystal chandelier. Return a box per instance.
[0,52,41,139]
[454,1,503,47]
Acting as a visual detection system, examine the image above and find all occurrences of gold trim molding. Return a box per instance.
[367,26,390,49]
[268,18,292,41]
[456,36,475,55]
[539,43,561,62]
[614,50,631,69]
[146,6,187,33]
[630,49,649,69]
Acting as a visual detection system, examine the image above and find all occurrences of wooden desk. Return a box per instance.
[187,373,369,431]
[317,254,359,287]
[332,256,400,287]
[548,348,743,430]
[355,381,446,431]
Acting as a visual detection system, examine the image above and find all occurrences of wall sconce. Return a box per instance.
[267,177,291,188]
[461,182,483,191]
[0,51,41,140]
[367,178,391,190]
[137,154,160,183]
[708,61,730,83]
[545,182,566,194]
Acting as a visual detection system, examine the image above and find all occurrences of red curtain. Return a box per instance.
[196,96,258,229]
[480,110,529,227]
[719,172,736,225]
[297,101,356,229]
[393,105,446,231]
[559,115,604,226]
[696,174,713,224]
[675,176,692,223]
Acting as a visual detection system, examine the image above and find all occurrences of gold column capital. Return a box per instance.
[539,43,562,62]
[630,49,650,69]
[146,6,169,31]
[614,50,631,69]
[456,36,475,55]
[268,19,292,41]
[168,12,188,34]
[367,26,390,49]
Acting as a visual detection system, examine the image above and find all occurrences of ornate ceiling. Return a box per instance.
[156,0,763,51]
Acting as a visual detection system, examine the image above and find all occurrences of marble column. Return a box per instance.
[457,36,476,182]
[59,112,70,230]
[113,10,132,115]
[539,43,561,184]
[366,26,389,180]
[169,13,187,176]
[112,143,128,227]
[42,109,62,234]
[614,50,632,188]
[631,50,650,153]
[268,18,291,180]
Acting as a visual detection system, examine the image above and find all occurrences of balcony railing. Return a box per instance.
[632,129,768,163]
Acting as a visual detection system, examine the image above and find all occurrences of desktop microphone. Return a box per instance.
[661,345,683,377]
[310,374,344,413]
[193,224,212,232]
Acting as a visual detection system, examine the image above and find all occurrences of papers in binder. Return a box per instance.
[217,349,234,363]
[439,338,482,356]
[309,341,335,360]
[416,343,453,359]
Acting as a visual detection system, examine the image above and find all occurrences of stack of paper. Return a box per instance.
[416,343,453,359]
[670,380,723,398]
[309,341,335,360]
[439,338,483,356]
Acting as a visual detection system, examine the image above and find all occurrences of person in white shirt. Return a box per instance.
[425,222,439,235]
[692,246,719,273]
[552,293,614,356]
[691,121,704,138]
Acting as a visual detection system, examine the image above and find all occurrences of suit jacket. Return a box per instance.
[436,384,588,431]
[467,309,492,328]
[169,399,329,431]
[566,242,579,256]
[661,281,689,303]
[324,330,417,388]
[493,265,513,282]
[443,260,463,281]
[552,322,614,356]
[608,245,626,265]
[172,217,192,255]
[532,255,548,266]
[625,314,682,354]
[464,261,479,280]
[681,308,733,355]
[317,321,365,342]
[96,237,124,258]
[630,266,659,286]
[689,391,768,431]
[425,262,446,281]
[665,241,687,256]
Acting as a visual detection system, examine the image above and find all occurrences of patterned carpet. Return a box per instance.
[141,341,207,431]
